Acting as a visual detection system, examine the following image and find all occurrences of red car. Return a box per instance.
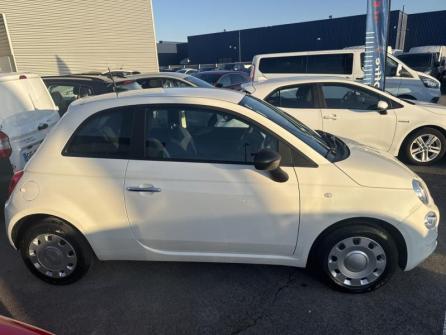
[0,316,53,335]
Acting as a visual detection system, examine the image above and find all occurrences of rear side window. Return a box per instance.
[266,84,317,108]
[65,108,134,158]
[259,54,353,75]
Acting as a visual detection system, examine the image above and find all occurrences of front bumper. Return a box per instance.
[401,202,439,271]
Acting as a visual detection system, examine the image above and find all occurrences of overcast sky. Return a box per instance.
[153,0,445,42]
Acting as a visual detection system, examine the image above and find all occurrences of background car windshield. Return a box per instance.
[397,53,433,69]
[240,95,330,157]
[193,73,222,85]
[185,75,215,88]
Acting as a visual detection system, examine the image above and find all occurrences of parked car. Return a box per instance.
[244,76,446,165]
[176,68,198,75]
[397,46,446,82]
[193,71,250,90]
[0,316,52,335]
[5,88,438,293]
[0,73,60,172]
[126,72,214,89]
[0,316,53,335]
[250,48,441,103]
[43,75,141,115]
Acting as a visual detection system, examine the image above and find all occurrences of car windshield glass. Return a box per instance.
[239,95,330,157]
[193,73,222,85]
[397,53,433,68]
[185,75,215,88]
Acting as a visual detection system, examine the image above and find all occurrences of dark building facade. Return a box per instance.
[159,10,446,66]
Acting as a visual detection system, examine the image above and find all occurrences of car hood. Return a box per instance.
[335,139,416,189]
[409,100,446,116]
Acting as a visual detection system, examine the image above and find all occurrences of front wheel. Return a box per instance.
[19,217,93,285]
[315,224,398,293]
[402,127,446,166]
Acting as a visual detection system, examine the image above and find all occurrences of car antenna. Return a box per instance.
[108,67,119,98]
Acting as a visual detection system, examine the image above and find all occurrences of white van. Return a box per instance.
[0,73,60,172]
[250,48,441,103]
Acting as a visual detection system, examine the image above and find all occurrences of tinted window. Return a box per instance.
[397,53,433,69]
[260,56,306,74]
[184,76,214,88]
[240,95,330,157]
[306,54,353,74]
[322,84,384,110]
[218,75,231,87]
[193,73,223,85]
[229,74,247,85]
[65,108,133,158]
[266,85,317,108]
[144,105,288,164]
[259,54,353,75]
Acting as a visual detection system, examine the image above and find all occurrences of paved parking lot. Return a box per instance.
[0,96,445,335]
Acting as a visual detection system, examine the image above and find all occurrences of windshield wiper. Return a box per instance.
[318,131,338,156]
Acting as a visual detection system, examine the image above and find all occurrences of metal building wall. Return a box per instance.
[0,0,158,75]
[405,10,446,51]
[188,11,402,64]
[0,13,15,72]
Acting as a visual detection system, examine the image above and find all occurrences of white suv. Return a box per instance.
[5,88,438,292]
[0,73,60,172]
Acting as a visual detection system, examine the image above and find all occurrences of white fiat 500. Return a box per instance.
[244,77,446,166]
[5,88,439,293]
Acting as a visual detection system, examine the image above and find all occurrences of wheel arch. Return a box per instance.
[307,217,407,270]
[11,214,97,258]
[396,125,446,156]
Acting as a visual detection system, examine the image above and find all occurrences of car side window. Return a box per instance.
[218,75,232,87]
[266,85,317,109]
[229,74,246,85]
[79,86,94,98]
[65,108,134,158]
[48,84,79,115]
[144,105,292,165]
[321,84,390,111]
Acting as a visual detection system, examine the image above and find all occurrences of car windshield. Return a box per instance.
[239,95,330,157]
[193,73,222,85]
[185,75,215,88]
[397,53,433,69]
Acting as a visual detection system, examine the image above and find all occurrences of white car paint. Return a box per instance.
[4,88,438,281]
[250,48,441,103]
[0,73,60,172]
[245,77,446,159]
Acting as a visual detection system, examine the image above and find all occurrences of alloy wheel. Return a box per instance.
[409,134,442,163]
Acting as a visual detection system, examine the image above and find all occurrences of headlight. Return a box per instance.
[412,179,429,205]
[420,75,440,89]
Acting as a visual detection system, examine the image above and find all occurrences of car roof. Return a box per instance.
[251,76,362,88]
[42,74,131,83]
[0,72,40,82]
[70,87,246,107]
[196,71,244,75]
[126,72,190,80]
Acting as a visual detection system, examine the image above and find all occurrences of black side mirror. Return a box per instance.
[254,149,289,183]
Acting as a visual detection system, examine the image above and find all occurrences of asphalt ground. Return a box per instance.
[0,96,445,335]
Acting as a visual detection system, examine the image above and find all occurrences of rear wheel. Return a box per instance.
[315,224,398,293]
[402,127,446,166]
[19,217,92,285]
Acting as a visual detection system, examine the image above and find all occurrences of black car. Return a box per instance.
[193,71,250,90]
[43,75,141,115]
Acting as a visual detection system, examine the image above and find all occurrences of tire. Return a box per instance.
[19,217,92,285]
[402,127,446,166]
[314,224,398,293]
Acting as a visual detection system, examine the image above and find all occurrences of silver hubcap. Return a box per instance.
[328,236,387,287]
[410,134,442,163]
[28,234,77,278]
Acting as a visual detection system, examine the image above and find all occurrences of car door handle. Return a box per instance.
[323,114,337,120]
[126,185,162,193]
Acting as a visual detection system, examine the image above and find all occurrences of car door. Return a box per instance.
[124,104,300,256]
[319,83,397,151]
[264,84,323,130]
